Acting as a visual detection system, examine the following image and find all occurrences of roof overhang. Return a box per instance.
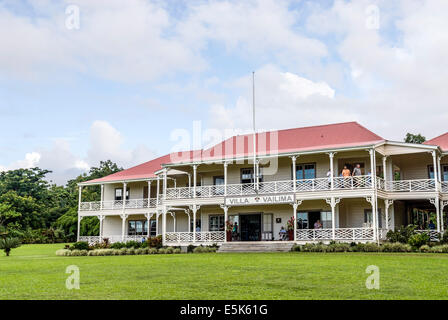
[161,143,383,168]
[78,176,158,187]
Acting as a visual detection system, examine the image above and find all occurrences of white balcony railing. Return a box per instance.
[79,198,158,212]
[165,231,225,243]
[442,182,448,193]
[384,179,436,192]
[296,227,374,241]
[166,176,373,200]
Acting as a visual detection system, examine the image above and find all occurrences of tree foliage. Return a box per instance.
[404,133,426,144]
[0,160,122,243]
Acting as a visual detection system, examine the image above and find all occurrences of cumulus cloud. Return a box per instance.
[0,121,156,185]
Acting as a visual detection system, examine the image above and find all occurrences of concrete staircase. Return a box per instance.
[217,241,295,253]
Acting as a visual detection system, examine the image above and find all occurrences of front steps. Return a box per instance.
[217,241,295,253]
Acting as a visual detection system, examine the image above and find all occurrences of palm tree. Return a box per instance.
[0,237,21,256]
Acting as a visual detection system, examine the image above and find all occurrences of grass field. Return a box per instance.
[1,244,448,300]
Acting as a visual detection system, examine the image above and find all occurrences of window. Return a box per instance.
[128,220,148,236]
[296,164,316,180]
[364,209,382,228]
[209,215,225,231]
[443,165,448,182]
[149,220,157,236]
[263,214,273,233]
[321,212,332,229]
[428,165,435,179]
[296,212,308,229]
[115,188,130,201]
[191,218,202,232]
[213,176,225,195]
[240,167,263,184]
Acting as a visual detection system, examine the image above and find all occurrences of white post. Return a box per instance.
[192,205,197,243]
[329,153,335,190]
[99,215,104,240]
[163,168,167,200]
[369,149,378,241]
[170,212,176,232]
[162,209,167,245]
[156,212,160,235]
[438,155,443,188]
[224,162,228,196]
[120,214,128,242]
[147,181,151,206]
[382,156,387,182]
[193,165,197,198]
[327,198,339,240]
[222,205,228,242]
[145,213,151,238]
[385,200,393,231]
[122,182,127,210]
[430,198,441,233]
[291,156,297,192]
[100,184,104,210]
[156,177,160,205]
[432,151,439,192]
[292,202,298,242]
[188,174,191,188]
[77,186,82,241]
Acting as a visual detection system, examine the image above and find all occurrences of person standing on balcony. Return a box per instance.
[342,166,351,188]
[327,169,332,189]
[352,164,362,187]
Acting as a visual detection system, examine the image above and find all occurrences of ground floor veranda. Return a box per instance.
[79,196,448,245]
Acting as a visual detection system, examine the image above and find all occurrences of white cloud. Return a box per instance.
[0,121,156,185]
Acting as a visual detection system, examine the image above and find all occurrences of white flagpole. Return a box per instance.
[252,71,257,191]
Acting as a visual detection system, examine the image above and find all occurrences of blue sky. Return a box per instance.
[1,0,447,184]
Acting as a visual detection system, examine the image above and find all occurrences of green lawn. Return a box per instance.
[1,244,448,299]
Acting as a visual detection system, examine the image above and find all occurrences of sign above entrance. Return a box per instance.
[225,194,295,206]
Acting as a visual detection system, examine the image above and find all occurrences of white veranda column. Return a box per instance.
[291,156,297,192]
[162,209,167,245]
[122,182,127,210]
[221,205,229,242]
[329,152,335,190]
[120,214,128,241]
[382,156,388,182]
[430,198,441,233]
[441,201,448,233]
[100,184,104,210]
[147,181,152,206]
[384,200,394,231]
[156,177,160,205]
[77,185,82,241]
[326,198,340,240]
[145,213,152,238]
[432,151,439,192]
[163,168,168,200]
[170,212,176,232]
[193,165,197,198]
[98,215,104,240]
[223,162,228,196]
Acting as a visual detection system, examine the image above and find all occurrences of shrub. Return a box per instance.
[71,241,89,251]
[127,248,135,255]
[148,248,158,254]
[158,248,167,254]
[110,242,126,249]
[419,245,431,253]
[440,231,448,244]
[147,236,163,249]
[429,245,448,253]
[70,249,88,256]
[173,248,181,254]
[119,248,128,255]
[327,243,350,252]
[291,244,301,252]
[381,242,412,252]
[135,248,145,255]
[125,241,141,249]
[386,225,416,243]
[408,233,430,248]
[56,249,71,256]
[166,247,174,254]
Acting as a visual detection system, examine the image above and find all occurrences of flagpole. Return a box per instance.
[252,71,257,191]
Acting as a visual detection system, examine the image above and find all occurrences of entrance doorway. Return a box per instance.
[240,214,262,241]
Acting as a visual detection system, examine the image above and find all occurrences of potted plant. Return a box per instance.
[226,220,233,242]
[286,217,295,241]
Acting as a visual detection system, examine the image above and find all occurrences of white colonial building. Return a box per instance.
[77,122,448,246]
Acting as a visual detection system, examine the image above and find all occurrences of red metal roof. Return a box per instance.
[82,122,385,184]
[425,132,448,151]
[84,154,172,184]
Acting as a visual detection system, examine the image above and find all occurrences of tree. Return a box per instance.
[0,203,21,231]
[404,133,426,144]
[0,237,21,256]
